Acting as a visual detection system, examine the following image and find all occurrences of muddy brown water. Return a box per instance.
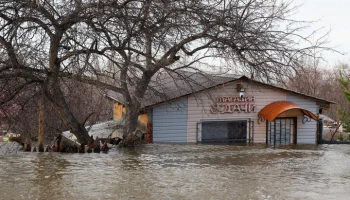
[0,142,350,200]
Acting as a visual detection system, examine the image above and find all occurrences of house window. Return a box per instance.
[201,120,248,143]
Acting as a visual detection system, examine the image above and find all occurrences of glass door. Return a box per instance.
[267,118,296,145]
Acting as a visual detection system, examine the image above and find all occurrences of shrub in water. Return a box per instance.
[338,133,344,141]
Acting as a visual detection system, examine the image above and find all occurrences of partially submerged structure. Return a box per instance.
[106,71,333,145]
[62,120,125,146]
[61,116,146,147]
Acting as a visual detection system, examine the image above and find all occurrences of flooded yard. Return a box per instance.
[0,142,350,200]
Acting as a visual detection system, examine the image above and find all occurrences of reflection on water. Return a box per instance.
[0,142,350,200]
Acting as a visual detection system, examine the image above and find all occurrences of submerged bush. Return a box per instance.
[338,133,344,141]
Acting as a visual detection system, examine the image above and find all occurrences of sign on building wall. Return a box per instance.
[210,96,256,114]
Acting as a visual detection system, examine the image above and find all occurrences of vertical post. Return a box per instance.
[274,120,276,146]
[145,122,153,143]
[317,119,323,144]
[267,122,270,144]
[38,95,45,152]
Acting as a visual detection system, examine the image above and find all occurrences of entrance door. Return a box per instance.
[267,118,296,145]
[201,120,247,143]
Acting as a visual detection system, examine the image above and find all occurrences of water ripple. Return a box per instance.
[0,143,349,200]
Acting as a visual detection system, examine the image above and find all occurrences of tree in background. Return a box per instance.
[287,61,350,122]
[0,0,116,144]
[0,80,112,146]
[338,69,350,132]
[87,0,332,145]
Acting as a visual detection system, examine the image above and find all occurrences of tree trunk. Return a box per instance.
[123,101,141,146]
[69,119,91,145]
[45,82,92,145]
[38,99,45,152]
[56,102,91,145]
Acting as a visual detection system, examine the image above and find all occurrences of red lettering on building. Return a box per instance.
[211,96,256,114]
[210,103,256,114]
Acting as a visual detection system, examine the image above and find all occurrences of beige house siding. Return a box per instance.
[286,94,318,144]
[187,80,287,143]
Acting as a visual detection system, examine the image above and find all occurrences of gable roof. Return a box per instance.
[245,78,335,109]
[105,70,334,109]
[106,70,241,107]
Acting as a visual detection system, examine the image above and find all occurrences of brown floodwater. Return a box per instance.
[0,142,349,200]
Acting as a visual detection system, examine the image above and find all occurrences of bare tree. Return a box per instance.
[287,56,325,97]
[0,79,112,147]
[89,0,331,145]
[0,0,115,144]
[0,0,331,146]
[329,63,350,121]
[286,60,350,122]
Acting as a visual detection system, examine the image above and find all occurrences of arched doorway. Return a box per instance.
[259,101,317,145]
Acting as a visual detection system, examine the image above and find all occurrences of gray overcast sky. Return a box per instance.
[293,0,350,67]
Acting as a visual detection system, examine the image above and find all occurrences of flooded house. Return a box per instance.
[106,71,333,145]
